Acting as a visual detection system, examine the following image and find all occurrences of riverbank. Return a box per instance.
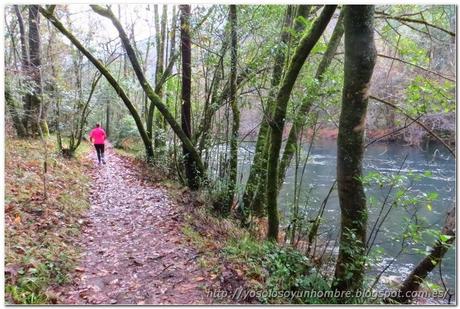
[111,136,455,304]
[240,123,455,149]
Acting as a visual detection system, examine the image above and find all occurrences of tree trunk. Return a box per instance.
[392,207,455,304]
[153,5,168,150]
[106,100,110,137]
[180,5,200,190]
[278,9,345,187]
[266,5,337,241]
[146,4,161,140]
[196,40,227,155]
[14,5,31,134]
[89,5,206,178]
[241,5,295,217]
[5,85,27,137]
[227,5,240,212]
[28,5,45,136]
[333,5,377,294]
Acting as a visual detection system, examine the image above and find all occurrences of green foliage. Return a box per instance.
[398,37,429,65]
[223,236,343,304]
[363,166,447,288]
[405,76,455,115]
[112,115,142,151]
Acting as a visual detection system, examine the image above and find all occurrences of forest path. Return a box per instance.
[55,145,210,304]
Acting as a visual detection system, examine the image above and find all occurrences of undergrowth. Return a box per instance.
[5,137,92,304]
[180,200,335,304]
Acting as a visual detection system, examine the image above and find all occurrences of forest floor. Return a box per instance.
[51,145,214,304]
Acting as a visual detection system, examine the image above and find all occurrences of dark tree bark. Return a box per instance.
[106,98,111,137]
[180,4,200,190]
[14,5,29,68]
[333,5,377,293]
[227,4,240,212]
[266,5,337,241]
[392,207,455,304]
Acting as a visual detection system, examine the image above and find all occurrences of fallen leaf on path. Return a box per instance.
[14,215,21,225]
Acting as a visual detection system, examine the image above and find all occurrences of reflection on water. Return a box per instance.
[235,139,455,291]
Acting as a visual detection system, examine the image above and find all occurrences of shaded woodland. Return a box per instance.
[4,4,456,305]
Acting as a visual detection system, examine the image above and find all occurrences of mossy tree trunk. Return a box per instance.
[266,5,337,241]
[180,5,200,190]
[241,5,295,217]
[278,9,345,188]
[333,5,377,293]
[28,5,47,137]
[5,85,27,137]
[227,4,240,212]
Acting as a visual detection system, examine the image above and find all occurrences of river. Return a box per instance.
[233,139,455,294]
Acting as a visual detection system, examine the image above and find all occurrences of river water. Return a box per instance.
[234,139,455,293]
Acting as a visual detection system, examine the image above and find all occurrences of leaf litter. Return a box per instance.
[53,147,211,304]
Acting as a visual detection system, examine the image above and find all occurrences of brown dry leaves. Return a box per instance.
[53,146,211,304]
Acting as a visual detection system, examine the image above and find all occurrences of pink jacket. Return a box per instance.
[89,127,106,145]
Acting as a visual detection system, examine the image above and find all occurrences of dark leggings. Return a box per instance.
[94,144,105,162]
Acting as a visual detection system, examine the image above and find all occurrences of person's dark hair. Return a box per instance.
[96,123,100,128]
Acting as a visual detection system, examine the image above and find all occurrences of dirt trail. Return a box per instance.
[55,146,210,304]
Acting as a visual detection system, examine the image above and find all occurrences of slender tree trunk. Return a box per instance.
[180,5,200,189]
[14,6,29,67]
[227,5,240,212]
[74,73,102,151]
[154,5,168,150]
[266,5,336,241]
[169,6,177,62]
[106,101,110,137]
[333,5,377,294]
[14,5,31,134]
[392,207,455,304]
[196,40,227,154]
[146,4,161,140]
[278,9,345,187]
[241,6,295,217]
[156,5,167,92]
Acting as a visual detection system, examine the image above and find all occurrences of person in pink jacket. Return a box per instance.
[89,123,106,164]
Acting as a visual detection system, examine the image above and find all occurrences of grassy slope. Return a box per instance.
[5,137,92,304]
